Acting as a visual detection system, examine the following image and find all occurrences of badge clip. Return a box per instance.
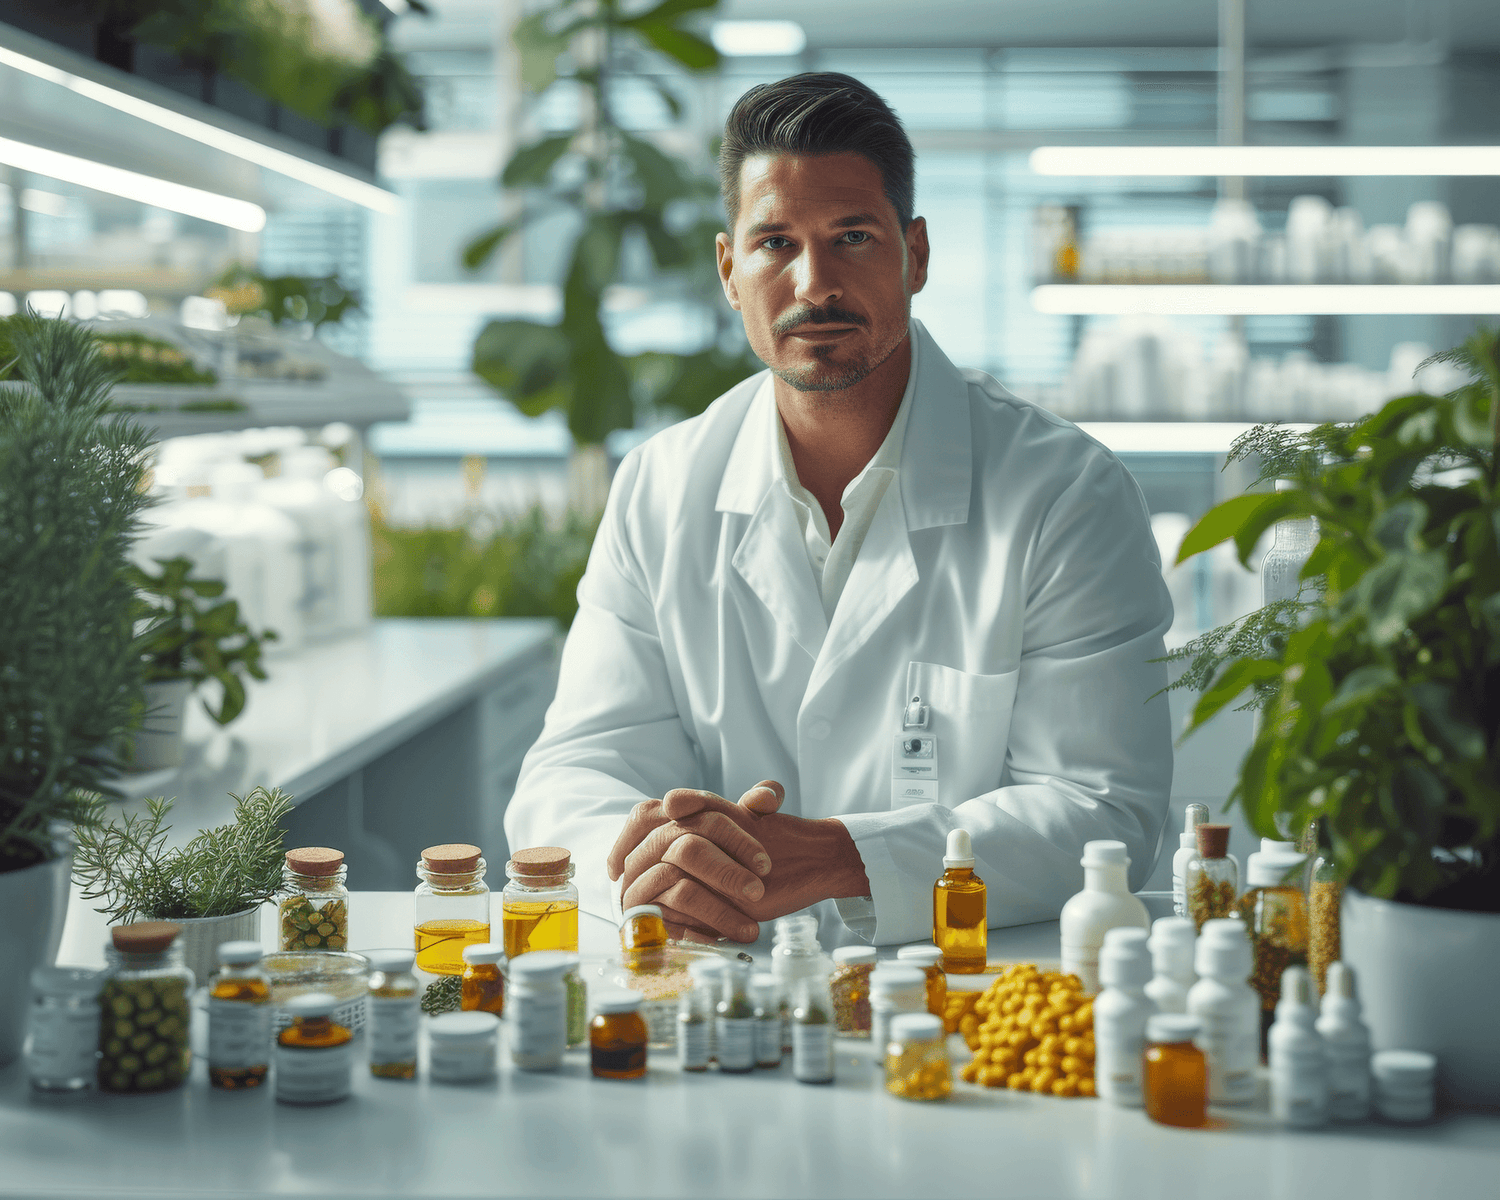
[902,695,929,730]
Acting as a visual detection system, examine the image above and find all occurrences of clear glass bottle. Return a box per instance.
[791,975,834,1085]
[896,945,948,1017]
[98,922,194,1094]
[207,940,272,1090]
[769,914,831,1053]
[562,953,587,1049]
[885,1012,950,1100]
[1239,848,1309,1055]
[591,993,648,1080]
[502,846,579,959]
[1185,824,1239,932]
[1308,852,1342,996]
[1172,804,1210,918]
[715,961,757,1073]
[279,847,349,952]
[677,960,716,1072]
[933,829,986,973]
[829,945,877,1038]
[1143,1013,1208,1128]
[367,948,420,1079]
[750,972,783,1068]
[508,950,570,1071]
[619,903,669,973]
[414,843,490,976]
[460,942,506,1016]
[274,992,354,1106]
[1260,510,1318,606]
[26,966,102,1092]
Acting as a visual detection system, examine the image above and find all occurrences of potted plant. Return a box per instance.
[74,786,294,986]
[0,314,154,1062]
[1169,327,1500,1106]
[127,555,276,771]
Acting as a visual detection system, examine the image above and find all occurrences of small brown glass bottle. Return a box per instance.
[461,942,506,1016]
[620,903,670,973]
[934,830,986,973]
[590,993,648,1080]
[275,993,354,1105]
[207,940,272,1089]
[1143,1013,1208,1128]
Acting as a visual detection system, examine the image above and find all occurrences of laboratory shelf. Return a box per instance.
[1031,283,1500,316]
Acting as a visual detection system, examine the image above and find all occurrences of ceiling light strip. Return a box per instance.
[0,44,399,213]
[0,134,266,232]
[1030,284,1500,316]
[1029,145,1500,177]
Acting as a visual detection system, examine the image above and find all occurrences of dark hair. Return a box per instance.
[719,72,915,233]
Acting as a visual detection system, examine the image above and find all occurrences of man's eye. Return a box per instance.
[762,236,790,250]
[843,230,870,244]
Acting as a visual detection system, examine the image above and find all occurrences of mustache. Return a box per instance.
[773,305,867,336]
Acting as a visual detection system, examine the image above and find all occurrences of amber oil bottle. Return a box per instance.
[275,993,355,1106]
[1143,1013,1208,1128]
[414,843,491,975]
[591,994,648,1079]
[933,829,986,973]
[461,942,506,1015]
[207,940,272,1089]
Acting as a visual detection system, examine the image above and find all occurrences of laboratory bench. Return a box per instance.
[2,893,1495,1200]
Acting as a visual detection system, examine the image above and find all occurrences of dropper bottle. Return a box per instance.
[1172,804,1209,917]
[932,829,986,973]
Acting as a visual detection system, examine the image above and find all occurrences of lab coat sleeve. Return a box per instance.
[834,450,1174,944]
[503,451,703,922]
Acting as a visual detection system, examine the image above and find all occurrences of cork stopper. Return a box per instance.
[111,921,182,953]
[509,846,571,876]
[422,843,482,873]
[285,847,344,876]
[1196,824,1231,859]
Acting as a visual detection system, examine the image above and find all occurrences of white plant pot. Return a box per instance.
[0,850,73,1065]
[129,678,195,772]
[1342,886,1500,1108]
[171,907,261,990]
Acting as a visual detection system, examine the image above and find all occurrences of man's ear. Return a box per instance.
[905,216,930,296]
[716,232,742,311]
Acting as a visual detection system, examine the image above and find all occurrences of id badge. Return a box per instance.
[891,731,940,808]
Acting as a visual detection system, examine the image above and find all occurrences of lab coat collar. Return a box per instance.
[715,318,972,530]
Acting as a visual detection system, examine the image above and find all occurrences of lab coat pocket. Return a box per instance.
[903,662,1020,810]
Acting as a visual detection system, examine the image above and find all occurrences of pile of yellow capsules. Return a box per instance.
[948,964,1096,1097]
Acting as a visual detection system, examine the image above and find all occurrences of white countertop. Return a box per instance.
[112,618,557,840]
[7,893,1497,1200]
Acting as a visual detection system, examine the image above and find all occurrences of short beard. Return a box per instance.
[766,302,907,395]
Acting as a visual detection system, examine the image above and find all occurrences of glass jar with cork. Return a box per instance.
[414,843,490,975]
[98,922,194,1094]
[1185,825,1239,932]
[502,846,578,959]
[279,847,349,952]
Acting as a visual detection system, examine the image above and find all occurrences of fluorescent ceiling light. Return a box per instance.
[0,43,399,213]
[1031,284,1500,316]
[0,134,266,231]
[18,187,70,216]
[710,20,806,56]
[1029,145,1500,177]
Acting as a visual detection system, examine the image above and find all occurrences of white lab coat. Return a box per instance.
[506,320,1173,945]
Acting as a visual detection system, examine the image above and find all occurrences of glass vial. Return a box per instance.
[429,1011,500,1084]
[885,1012,950,1100]
[829,945,877,1038]
[791,975,834,1085]
[896,945,948,1017]
[460,942,506,1016]
[715,961,757,1073]
[98,922,193,1094]
[26,966,102,1093]
[502,846,579,959]
[1239,847,1309,1055]
[275,992,354,1106]
[367,948,420,1080]
[279,847,348,951]
[1172,803,1210,917]
[620,903,669,973]
[591,993,648,1080]
[413,842,490,976]
[208,940,272,1089]
[1185,824,1239,932]
[933,829,986,973]
[678,960,716,1072]
[750,972,783,1068]
[508,950,570,1071]
[770,915,830,1053]
[562,954,587,1049]
[1308,852,1342,996]
[1143,1013,1208,1128]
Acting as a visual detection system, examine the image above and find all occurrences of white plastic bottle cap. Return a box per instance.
[1100,929,1152,989]
[1371,1050,1436,1085]
[1149,916,1196,950]
[1081,840,1129,868]
[1199,918,1249,943]
[889,1012,944,1042]
[216,939,264,966]
[1325,960,1358,1001]
[944,828,975,869]
[869,964,926,1001]
[428,1011,500,1042]
[1195,936,1251,980]
[1146,1013,1201,1044]
[832,945,878,966]
[364,948,416,974]
[1246,849,1307,888]
[593,991,643,1015]
[896,945,945,968]
[462,942,506,966]
[621,904,664,922]
[509,951,573,981]
[1261,838,1297,854]
[283,992,338,1019]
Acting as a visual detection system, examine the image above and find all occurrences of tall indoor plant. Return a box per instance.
[0,314,154,1061]
[1170,327,1500,1105]
[464,0,759,513]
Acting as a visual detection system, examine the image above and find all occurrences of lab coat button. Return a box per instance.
[807,718,832,741]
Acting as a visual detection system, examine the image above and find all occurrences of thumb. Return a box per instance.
[739,779,785,815]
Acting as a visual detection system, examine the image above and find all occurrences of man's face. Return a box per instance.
[717,152,928,395]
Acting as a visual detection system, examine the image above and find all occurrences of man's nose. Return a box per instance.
[791,243,842,309]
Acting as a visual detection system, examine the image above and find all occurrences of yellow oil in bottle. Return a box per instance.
[502,900,579,958]
[414,919,491,975]
[208,976,270,1089]
[933,830,987,973]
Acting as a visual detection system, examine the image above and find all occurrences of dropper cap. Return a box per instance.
[1275,965,1318,1028]
[1180,803,1209,848]
[1320,961,1364,1022]
[944,828,975,869]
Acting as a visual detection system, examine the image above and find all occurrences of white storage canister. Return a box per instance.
[428,1011,500,1083]
[1372,1050,1436,1123]
[509,950,571,1071]
[25,967,103,1092]
[868,964,926,1063]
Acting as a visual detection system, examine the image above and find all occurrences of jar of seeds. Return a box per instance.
[279,847,349,952]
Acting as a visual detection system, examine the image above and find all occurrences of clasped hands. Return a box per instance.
[605,781,870,943]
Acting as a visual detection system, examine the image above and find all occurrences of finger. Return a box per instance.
[622,861,688,912]
[656,876,759,942]
[676,809,772,876]
[607,798,669,880]
[738,779,785,815]
[661,787,730,821]
[664,831,765,903]
[620,822,692,899]
[656,904,719,943]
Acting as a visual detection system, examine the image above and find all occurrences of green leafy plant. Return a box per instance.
[464,0,759,488]
[371,505,598,627]
[73,786,293,922]
[0,314,154,871]
[129,556,276,726]
[208,264,361,330]
[1169,327,1500,912]
[95,331,218,385]
[421,975,462,1015]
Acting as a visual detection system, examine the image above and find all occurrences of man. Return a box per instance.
[506,72,1173,946]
